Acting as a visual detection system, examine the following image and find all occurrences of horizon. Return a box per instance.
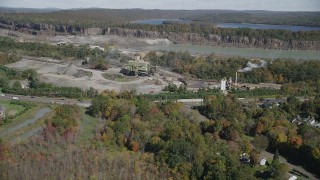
[1,6,320,13]
[1,0,320,12]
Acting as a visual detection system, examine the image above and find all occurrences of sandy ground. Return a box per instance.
[1,28,191,94]
[0,29,172,48]
[6,59,168,94]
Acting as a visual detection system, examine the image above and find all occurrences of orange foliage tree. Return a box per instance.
[289,136,303,148]
[255,122,265,134]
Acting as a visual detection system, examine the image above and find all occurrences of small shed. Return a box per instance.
[0,105,6,119]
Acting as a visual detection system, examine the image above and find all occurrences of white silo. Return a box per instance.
[220,77,227,91]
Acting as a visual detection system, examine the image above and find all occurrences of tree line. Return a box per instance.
[0,36,106,60]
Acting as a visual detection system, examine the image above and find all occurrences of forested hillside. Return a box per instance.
[2,91,320,179]
[189,11,320,27]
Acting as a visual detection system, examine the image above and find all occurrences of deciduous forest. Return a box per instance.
[1,91,320,179]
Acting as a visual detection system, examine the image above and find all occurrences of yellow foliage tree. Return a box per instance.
[276,132,288,143]
[312,147,320,159]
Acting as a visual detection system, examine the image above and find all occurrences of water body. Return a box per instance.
[216,23,320,32]
[145,44,320,60]
[131,19,192,25]
[0,108,51,137]
[132,19,320,31]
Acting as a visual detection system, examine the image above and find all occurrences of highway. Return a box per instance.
[0,93,313,109]
[1,94,205,108]
[0,94,203,108]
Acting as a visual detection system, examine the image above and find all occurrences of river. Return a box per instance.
[216,23,320,32]
[145,44,320,60]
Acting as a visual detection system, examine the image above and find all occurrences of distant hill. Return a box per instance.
[188,10,320,27]
[0,7,61,13]
[0,8,212,27]
[0,8,319,27]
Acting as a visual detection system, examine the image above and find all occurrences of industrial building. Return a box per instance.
[124,55,155,76]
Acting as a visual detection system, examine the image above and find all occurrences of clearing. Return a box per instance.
[6,59,167,94]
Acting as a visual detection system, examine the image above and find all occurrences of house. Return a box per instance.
[289,175,297,180]
[0,105,6,119]
[291,116,320,128]
[259,158,267,166]
[261,99,285,108]
[239,153,251,164]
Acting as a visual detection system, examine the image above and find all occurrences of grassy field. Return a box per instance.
[0,99,25,117]
[76,108,104,145]
[102,73,137,82]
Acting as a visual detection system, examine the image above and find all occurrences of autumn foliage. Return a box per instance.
[289,136,303,148]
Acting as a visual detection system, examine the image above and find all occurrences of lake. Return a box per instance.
[131,19,192,25]
[145,44,320,60]
[132,19,320,31]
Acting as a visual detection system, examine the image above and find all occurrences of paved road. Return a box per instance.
[0,94,91,144]
[0,108,51,138]
[0,95,202,109]
[260,151,317,180]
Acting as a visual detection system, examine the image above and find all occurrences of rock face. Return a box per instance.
[105,28,320,50]
[1,20,319,50]
[0,20,106,35]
